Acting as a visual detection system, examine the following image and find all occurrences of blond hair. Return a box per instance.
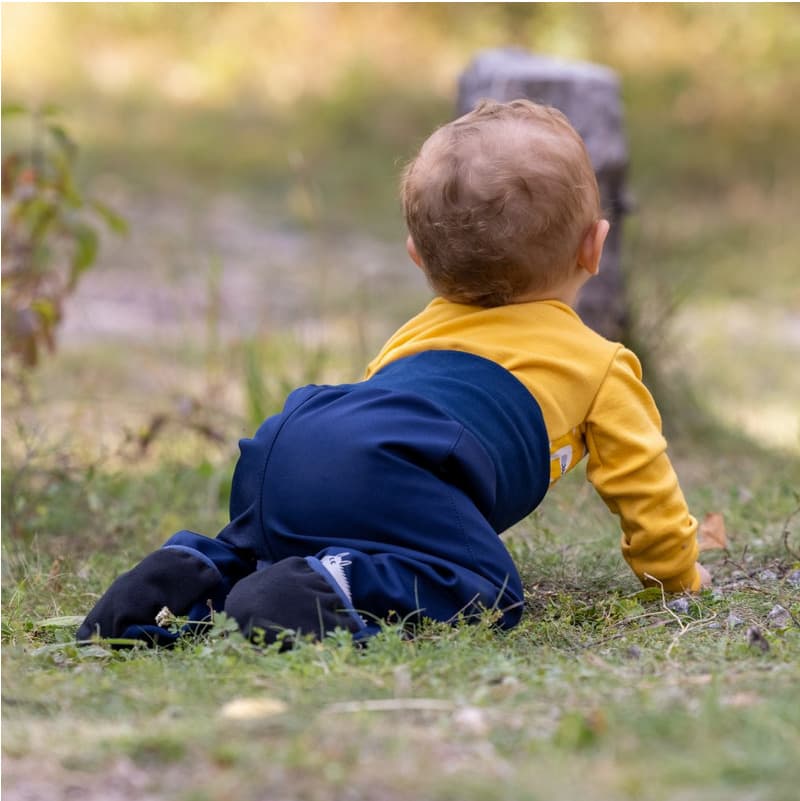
[402,99,601,307]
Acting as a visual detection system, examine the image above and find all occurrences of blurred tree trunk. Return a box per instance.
[457,48,631,342]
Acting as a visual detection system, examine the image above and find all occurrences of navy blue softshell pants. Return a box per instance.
[161,351,551,637]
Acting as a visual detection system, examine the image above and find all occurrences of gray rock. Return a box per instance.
[667,597,690,615]
[726,612,745,628]
[786,569,800,588]
[758,569,779,583]
[767,604,791,628]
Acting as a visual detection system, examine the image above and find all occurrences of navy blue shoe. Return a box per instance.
[223,556,365,647]
[77,548,222,646]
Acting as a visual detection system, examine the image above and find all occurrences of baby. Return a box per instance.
[78,99,709,647]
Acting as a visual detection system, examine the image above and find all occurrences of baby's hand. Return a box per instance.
[696,562,712,589]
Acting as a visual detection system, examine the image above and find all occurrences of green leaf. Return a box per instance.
[91,199,129,235]
[19,197,58,241]
[38,103,63,118]
[30,298,59,326]
[47,124,78,160]
[92,638,148,648]
[1,102,27,118]
[59,168,84,207]
[633,587,665,602]
[70,224,99,284]
[36,615,85,629]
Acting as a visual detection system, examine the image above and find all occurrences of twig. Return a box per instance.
[644,574,718,660]
[583,617,672,649]
[322,699,454,715]
[722,545,751,576]
[606,608,672,629]
[781,503,800,561]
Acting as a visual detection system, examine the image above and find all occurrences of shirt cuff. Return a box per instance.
[658,562,701,593]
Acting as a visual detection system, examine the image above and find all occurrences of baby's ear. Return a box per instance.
[578,220,610,276]
[406,234,424,269]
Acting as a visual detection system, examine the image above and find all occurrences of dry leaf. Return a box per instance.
[220,697,288,720]
[698,512,728,551]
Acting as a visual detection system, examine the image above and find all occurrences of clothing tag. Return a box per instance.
[552,445,573,476]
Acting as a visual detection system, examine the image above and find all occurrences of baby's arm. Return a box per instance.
[584,347,704,592]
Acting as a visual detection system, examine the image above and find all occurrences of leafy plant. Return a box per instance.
[1,103,127,369]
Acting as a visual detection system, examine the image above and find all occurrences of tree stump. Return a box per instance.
[457,48,631,341]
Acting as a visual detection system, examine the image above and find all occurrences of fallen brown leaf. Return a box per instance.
[698,512,729,551]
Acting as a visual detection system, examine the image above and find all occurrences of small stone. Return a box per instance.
[758,569,778,583]
[711,588,725,602]
[767,604,791,628]
[625,645,641,660]
[746,626,770,653]
[726,612,745,629]
[786,569,800,588]
[667,598,690,615]
[707,622,722,630]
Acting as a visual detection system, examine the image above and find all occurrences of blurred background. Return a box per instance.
[3,3,799,471]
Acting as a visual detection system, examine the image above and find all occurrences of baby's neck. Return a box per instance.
[511,284,580,308]
[512,267,591,308]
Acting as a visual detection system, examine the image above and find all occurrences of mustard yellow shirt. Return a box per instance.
[366,297,700,592]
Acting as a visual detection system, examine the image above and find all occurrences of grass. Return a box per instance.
[5,619,800,800]
[3,424,799,800]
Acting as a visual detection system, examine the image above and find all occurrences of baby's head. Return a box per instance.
[402,99,602,307]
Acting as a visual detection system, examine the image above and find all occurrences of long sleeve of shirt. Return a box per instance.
[585,347,700,591]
